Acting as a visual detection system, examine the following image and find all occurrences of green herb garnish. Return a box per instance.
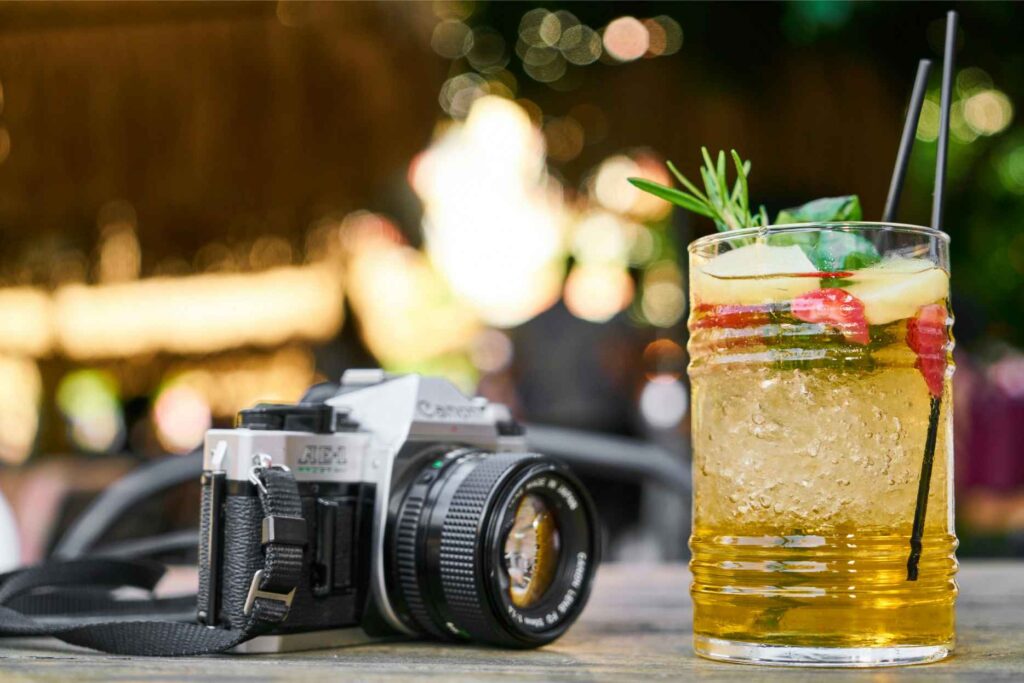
[772,196,880,271]
[628,150,881,271]
[628,148,769,232]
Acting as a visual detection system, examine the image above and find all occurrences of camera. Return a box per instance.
[198,370,599,652]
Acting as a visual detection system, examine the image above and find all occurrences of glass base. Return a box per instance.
[694,635,951,668]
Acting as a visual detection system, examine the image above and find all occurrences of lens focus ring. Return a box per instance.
[438,452,537,645]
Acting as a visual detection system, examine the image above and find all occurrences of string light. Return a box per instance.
[52,264,344,360]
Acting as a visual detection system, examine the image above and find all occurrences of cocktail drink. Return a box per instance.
[687,223,956,666]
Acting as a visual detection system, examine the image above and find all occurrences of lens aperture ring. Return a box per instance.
[393,492,448,639]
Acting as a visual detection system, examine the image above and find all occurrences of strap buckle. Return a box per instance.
[248,453,291,495]
[243,569,296,617]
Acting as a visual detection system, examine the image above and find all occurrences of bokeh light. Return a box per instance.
[963,89,1013,136]
[0,355,41,464]
[432,19,474,59]
[519,8,553,48]
[603,17,650,63]
[0,288,53,356]
[153,382,212,453]
[642,339,686,379]
[96,215,141,285]
[168,347,316,418]
[560,25,602,66]
[997,145,1024,194]
[469,328,514,373]
[957,67,994,96]
[56,369,124,454]
[543,116,585,162]
[413,96,566,328]
[53,264,344,360]
[639,375,688,429]
[564,262,634,323]
[916,97,941,142]
[345,238,479,366]
[645,16,683,57]
[641,261,686,328]
[572,211,631,266]
[524,51,567,83]
[593,154,671,219]
[467,27,509,72]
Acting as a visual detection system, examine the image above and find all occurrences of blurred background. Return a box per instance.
[0,1,1021,565]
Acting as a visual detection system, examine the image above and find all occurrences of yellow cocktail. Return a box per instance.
[688,224,956,666]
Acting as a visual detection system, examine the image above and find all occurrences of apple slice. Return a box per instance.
[692,243,819,305]
[844,257,950,325]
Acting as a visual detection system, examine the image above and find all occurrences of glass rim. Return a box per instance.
[688,221,950,252]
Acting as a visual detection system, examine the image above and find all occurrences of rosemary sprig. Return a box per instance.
[628,148,768,232]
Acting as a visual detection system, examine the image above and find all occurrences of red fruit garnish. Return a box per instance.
[692,303,772,330]
[907,304,948,398]
[790,288,870,345]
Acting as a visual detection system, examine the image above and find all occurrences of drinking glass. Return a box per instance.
[688,222,956,667]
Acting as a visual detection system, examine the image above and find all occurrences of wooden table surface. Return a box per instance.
[1,562,1022,681]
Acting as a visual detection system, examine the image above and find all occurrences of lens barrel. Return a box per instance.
[389,451,599,648]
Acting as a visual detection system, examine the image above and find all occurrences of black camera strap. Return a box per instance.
[0,466,305,656]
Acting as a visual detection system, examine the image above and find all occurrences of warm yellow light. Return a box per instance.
[964,89,1013,136]
[563,262,634,323]
[346,243,480,365]
[97,220,141,284]
[53,264,344,360]
[572,211,631,266]
[594,155,642,214]
[0,288,53,356]
[414,96,565,328]
[642,261,686,328]
[594,153,673,219]
[170,347,315,418]
[0,355,41,464]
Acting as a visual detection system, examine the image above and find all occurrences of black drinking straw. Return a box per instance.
[882,59,932,223]
[906,10,957,582]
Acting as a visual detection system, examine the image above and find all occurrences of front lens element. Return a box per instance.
[504,493,561,608]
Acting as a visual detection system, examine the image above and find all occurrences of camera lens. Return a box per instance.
[388,451,599,648]
[504,493,560,609]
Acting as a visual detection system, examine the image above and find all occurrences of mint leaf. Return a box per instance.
[770,195,878,271]
[776,195,863,224]
[811,231,880,271]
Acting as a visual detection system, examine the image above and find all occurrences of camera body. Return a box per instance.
[199,370,598,652]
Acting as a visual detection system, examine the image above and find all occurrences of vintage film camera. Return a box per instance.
[199,370,599,652]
